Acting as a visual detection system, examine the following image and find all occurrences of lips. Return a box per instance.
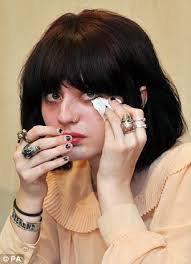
[63,132,87,138]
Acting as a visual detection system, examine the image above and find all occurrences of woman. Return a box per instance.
[1,8,191,263]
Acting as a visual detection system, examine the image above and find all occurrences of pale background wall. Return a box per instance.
[0,0,191,230]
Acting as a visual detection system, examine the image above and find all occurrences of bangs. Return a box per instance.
[30,19,125,97]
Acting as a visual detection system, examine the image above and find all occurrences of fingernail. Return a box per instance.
[65,135,72,141]
[110,97,116,101]
[63,156,69,162]
[65,143,72,149]
[57,128,63,134]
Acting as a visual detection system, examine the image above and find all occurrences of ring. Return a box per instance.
[133,118,147,129]
[133,118,146,122]
[120,113,135,134]
[17,129,28,143]
[22,144,41,159]
[134,123,147,129]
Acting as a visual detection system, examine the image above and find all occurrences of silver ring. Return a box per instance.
[134,123,147,129]
[22,144,41,159]
[133,118,146,122]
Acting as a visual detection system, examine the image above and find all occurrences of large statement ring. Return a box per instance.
[17,129,28,143]
[22,144,41,159]
[120,113,135,134]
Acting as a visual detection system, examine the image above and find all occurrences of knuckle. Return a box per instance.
[117,143,126,152]
[128,139,137,149]
[54,136,64,145]
[22,172,32,184]
[140,134,147,145]
[39,163,49,174]
[134,109,144,116]
[15,162,23,172]
[54,145,63,154]
[31,125,44,137]
[38,150,47,160]
[58,144,71,153]
[123,105,130,112]
[13,151,19,161]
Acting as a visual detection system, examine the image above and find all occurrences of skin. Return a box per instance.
[41,82,148,213]
[41,83,106,162]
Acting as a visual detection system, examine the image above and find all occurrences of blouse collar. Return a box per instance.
[43,141,191,233]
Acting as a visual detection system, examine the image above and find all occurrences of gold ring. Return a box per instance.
[120,113,135,134]
[17,129,28,143]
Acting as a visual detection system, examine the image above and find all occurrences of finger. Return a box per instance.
[26,125,65,143]
[28,134,72,151]
[122,105,147,146]
[110,99,146,144]
[29,143,73,168]
[122,105,144,119]
[104,107,124,139]
[23,156,70,183]
[108,98,127,120]
[104,118,114,144]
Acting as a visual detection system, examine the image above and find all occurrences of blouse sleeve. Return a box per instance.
[0,208,60,263]
[97,164,191,264]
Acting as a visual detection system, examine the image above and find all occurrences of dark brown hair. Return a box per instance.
[19,9,187,171]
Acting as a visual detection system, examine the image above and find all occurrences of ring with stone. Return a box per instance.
[120,113,135,134]
[22,144,41,159]
[17,129,28,143]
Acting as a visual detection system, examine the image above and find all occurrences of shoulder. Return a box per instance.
[143,141,191,185]
[162,141,191,175]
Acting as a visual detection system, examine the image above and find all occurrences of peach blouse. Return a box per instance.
[1,141,191,263]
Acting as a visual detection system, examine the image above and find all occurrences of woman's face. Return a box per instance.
[41,83,106,161]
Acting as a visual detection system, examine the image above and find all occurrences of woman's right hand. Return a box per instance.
[14,125,73,205]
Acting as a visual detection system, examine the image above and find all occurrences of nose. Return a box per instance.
[57,98,80,125]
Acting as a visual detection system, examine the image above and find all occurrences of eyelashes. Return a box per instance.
[43,90,100,102]
[42,89,123,103]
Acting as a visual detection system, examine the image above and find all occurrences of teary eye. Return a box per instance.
[83,91,99,100]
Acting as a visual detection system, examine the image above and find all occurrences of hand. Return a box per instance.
[14,125,73,202]
[97,99,147,211]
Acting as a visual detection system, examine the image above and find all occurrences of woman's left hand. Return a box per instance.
[97,98,147,212]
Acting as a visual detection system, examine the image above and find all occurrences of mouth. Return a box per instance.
[71,137,86,144]
[63,132,87,145]
[63,132,87,138]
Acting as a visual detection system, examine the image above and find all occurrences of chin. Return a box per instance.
[69,144,101,161]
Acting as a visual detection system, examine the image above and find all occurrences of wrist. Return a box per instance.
[16,188,44,215]
[98,181,134,213]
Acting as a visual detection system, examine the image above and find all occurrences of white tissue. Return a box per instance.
[91,97,122,119]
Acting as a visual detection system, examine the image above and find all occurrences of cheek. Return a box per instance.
[41,104,58,126]
[87,109,105,141]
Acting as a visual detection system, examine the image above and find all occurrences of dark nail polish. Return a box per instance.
[63,156,69,161]
[65,143,71,149]
[110,97,116,100]
[65,135,72,141]
[105,106,108,108]
[58,128,63,134]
